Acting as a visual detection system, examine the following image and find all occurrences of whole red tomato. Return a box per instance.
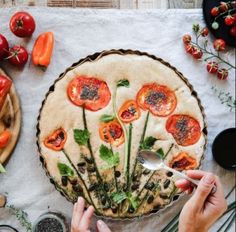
[10,12,36,37]
[200,27,209,37]
[230,26,236,37]
[185,44,195,54]
[192,48,203,59]
[213,39,226,51]
[7,45,28,67]
[211,7,220,17]
[0,34,9,61]
[219,2,228,12]
[224,15,234,26]
[217,69,228,80]
[182,34,191,44]
[206,61,218,74]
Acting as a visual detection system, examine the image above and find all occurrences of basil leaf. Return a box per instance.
[140,136,157,150]
[74,129,90,145]
[100,114,115,123]
[117,79,130,87]
[57,162,74,177]
[0,163,6,173]
[129,196,139,210]
[112,191,127,204]
[156,148,165,159]
[99,144,120,169]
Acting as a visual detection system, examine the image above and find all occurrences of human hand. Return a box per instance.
[175,170,227,232]
[71,197,111,232]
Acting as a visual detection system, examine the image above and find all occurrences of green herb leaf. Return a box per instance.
[100,114,115,123]
[112,191,127,204]
[156,148,165,159]
[140,136,157,150]
[57,162,74,177]
[99,144,120,169]
[117,79,130,87]
[74,129,90,145]
[0,163,6,173]
[192,23,200,33]
[129,196,140,210]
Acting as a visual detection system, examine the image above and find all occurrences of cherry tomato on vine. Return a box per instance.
[213,39,226,51]
[10,11,36,37]
[211,7,220,17]
[185,44,195,54]
[182,34,191,44]
[0,34,9,61]
[217,69,228,80]
[200,27,209,37]
[224,15,235,26]
[192,48,203,59]
[219,2,228,12]
[206,61,218,74]
[7,45,28,67]
[230,26,236,37]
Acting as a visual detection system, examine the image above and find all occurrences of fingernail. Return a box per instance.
[78,197,83,202]
[97,220,108,229]
[203,174,215,185]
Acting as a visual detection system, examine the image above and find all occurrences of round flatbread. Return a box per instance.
[37,50,207,218]
[0,68,21,165]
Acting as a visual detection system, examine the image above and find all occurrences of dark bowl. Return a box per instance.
[203,0,236,48]
[212,128,236,170]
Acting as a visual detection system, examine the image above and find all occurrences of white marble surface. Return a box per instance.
[0,8,235,232]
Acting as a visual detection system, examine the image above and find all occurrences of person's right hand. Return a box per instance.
[175,170,227,232]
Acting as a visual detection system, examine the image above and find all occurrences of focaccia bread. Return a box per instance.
[0,69,21,167]
[37,50,207,218]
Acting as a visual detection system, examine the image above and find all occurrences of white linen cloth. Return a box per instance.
[0,7,235,232]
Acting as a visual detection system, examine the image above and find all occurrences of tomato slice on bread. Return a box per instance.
[0,75,12,112]
[67,76,111,111]
[44,128,67,151]
[0,130,12,148]
[166,114,201,146]
[169,152,197,171]
[118,100,140,123]
[99,120,124,147]
[136,83,177,117]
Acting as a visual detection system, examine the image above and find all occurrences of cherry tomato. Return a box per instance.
[0,75,12,111]
[211,7,220,16]
[217,68,228,80]
[67,76,111,112]
[185,44,195,54]
[10,11,36,37]
[219,2,228,12]
[136,83,177,117]
[166,114,201,146]
[192,48,203,59]
[230,26,236,37]
[0,34,9,61]
[99,120,124,147]
[200,27,209,37]
[213,39,226,51]
[224,15,234,26]
[44,128,67,151]
[0,130,12,148]
[206,61,218,74]
[182,34,191,44]
[169,152,197,171]
[118,100,140,123]
[231,1,236,8]
[7,45,28,67]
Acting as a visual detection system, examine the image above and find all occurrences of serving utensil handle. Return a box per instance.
[163,165,217,194]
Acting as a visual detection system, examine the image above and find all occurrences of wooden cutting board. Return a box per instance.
[0,68,21,165]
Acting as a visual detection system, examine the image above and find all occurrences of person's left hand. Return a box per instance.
[71,197,111,232]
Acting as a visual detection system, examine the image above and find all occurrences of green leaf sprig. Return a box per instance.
[99,144,120,169]
[99,114,115,123]
[57,162,74,177]
[0,163,6,173]
[140,136,157,150]
[74,129,90,145]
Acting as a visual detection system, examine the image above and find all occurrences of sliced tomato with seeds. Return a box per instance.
[99,120,124,147]
[0,75,12,111]
[44,128,67,151]
[67,76,111,111]
[136,83,177,117]
[169,152,197,171]
[118,100,140,123]
[166,114,201,146]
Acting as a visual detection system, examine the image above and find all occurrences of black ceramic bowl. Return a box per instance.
[212,128,236,170]
[203,0,236,48]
